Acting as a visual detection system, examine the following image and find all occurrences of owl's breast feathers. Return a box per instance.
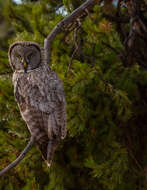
[12,66,67,140]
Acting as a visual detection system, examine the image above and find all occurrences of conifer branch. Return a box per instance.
[0,136,35,177]
[101,42,126,65]
[44,0,100,63]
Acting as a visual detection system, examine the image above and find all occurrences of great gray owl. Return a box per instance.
[8,41,67,166]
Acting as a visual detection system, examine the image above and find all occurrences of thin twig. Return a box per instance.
[127,147,143,171]
[67,26,79,73]
[0,136,35,177]
[102,42,120,54]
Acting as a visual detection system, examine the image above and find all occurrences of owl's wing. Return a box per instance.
[46,77,67,140]
[13,72,67,140]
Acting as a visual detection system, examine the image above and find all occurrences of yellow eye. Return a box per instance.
[17,55,21,59]
[28,54,33,59]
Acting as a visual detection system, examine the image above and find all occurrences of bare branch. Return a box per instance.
[44,0,100,64]
[0,136,35,177]
[67,26,80,73]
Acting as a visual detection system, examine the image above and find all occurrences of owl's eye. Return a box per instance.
[28,54,33,59]
[16,55,21,59]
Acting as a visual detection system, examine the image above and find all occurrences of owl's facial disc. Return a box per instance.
[11,44,41,72]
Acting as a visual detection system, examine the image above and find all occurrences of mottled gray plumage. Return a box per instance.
[9,41,67,166]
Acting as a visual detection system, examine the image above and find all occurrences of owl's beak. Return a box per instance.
[23,60,28,73]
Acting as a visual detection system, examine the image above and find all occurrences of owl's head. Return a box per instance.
[9,41,43,73]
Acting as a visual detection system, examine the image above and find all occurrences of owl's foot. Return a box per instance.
[46,161,51,167]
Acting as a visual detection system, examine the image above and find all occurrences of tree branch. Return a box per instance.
[103,13,130,23]
[0,136,35,177]
[44,0,100,64]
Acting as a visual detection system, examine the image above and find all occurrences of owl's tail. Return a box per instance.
[46,140,59,167]
[37,137,59,167]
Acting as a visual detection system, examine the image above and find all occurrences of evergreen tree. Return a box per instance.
[0,0,147,189]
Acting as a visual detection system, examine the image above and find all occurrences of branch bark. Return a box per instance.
[0,136,35,177]
[44,0,100,64]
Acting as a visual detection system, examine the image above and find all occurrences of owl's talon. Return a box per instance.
[46,161,51,167]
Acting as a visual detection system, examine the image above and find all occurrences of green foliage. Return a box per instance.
[0,0,147,190]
